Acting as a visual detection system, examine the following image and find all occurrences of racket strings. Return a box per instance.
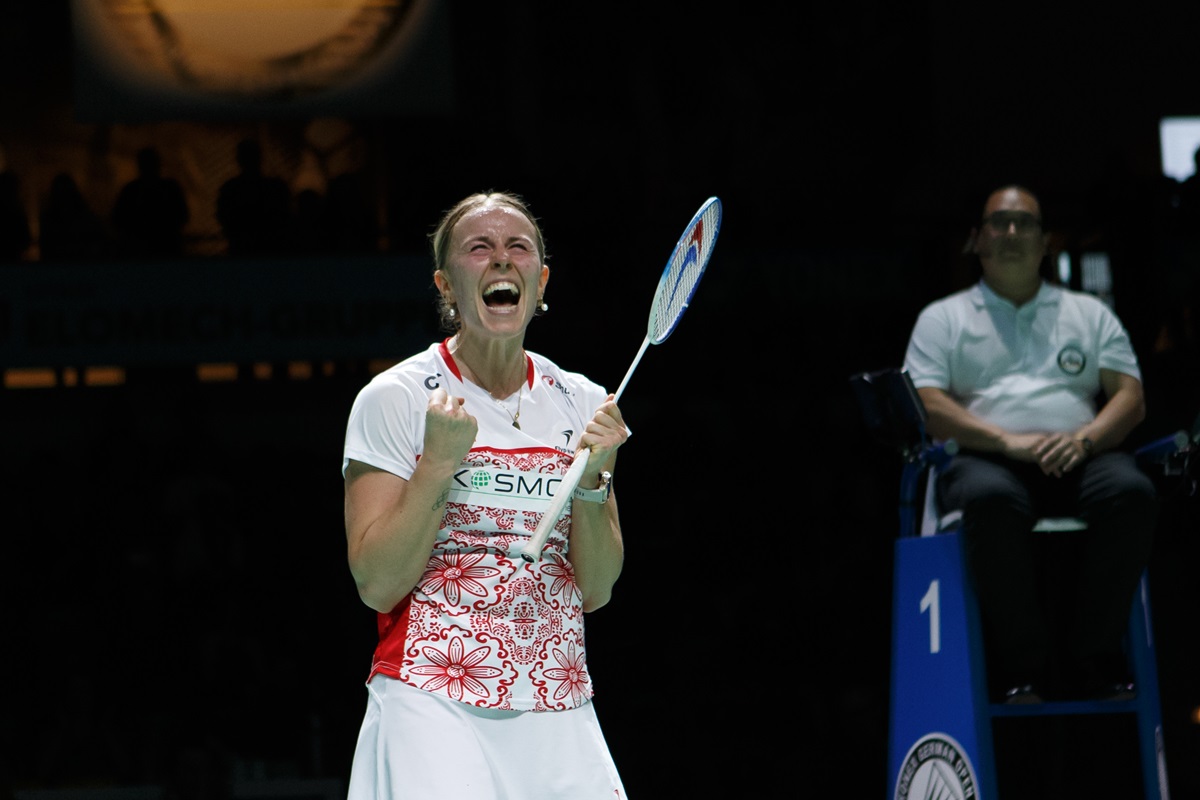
[648,203,721,344]
[649,259,702,341]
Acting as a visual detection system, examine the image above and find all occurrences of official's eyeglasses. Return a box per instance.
[981,211,1042,233]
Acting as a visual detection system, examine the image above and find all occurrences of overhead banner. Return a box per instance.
[70,0,454,121]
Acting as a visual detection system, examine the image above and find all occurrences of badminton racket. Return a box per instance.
[521,196,723,563]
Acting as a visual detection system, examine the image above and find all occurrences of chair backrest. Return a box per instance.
[921,462,1087,536]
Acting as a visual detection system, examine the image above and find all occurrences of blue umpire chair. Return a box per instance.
[851,367,1187,800]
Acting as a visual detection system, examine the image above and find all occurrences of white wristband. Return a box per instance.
[572,471,611,504]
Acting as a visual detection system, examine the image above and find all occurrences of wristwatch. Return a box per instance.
[1077,437,1094,456]
[572,471,612,504]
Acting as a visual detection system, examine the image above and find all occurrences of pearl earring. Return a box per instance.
[448,306,457,319]
[539,299,549,312]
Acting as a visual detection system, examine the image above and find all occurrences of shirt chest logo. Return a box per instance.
[449,467,560,511]
[1057,346,1086,375]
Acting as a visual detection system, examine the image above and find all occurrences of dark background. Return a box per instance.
[3,2,1200,799]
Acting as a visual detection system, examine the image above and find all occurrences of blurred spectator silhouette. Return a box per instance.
[112,146,190,258]
[326,162,378,253]
[290,187,338,255]
[216,138,292,256]
[0,169,32,262]
[1143,294,1200,440]
[39,171,112,261]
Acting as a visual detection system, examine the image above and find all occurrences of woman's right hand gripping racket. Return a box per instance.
[521,196,723,563]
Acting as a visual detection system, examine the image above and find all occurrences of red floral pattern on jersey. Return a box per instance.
[369,445,593,711]
[543,641,590,706]
[539,553,579,607]
[419,548,500,606]
[408,635,506,701]
[472,575,562,665]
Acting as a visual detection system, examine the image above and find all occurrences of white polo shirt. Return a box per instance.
[903,280,1141,433]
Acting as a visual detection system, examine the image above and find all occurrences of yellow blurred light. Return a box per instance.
[368,358,397,374]
[197,363,239,382]
[84,366,126,386]
[287,361,314,380]
[4,368,57,389]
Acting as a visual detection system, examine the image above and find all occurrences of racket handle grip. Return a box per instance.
[521,455,589,563]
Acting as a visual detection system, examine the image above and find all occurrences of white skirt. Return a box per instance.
[346,675,628,800]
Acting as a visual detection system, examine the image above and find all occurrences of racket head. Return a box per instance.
[647,196,722,344]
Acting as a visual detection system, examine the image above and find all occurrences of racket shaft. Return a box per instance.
[523,335,646,562]
[613,335,650,402]
[520,454,590,563]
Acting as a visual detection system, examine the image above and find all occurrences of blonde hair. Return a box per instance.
[429,191,547,332]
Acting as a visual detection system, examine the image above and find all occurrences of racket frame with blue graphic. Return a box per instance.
[520,196,723,563]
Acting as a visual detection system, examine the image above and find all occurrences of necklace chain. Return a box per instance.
[493,386,522,429]
[449,339,525,429]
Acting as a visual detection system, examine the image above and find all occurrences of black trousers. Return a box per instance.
[937,450,1159,695]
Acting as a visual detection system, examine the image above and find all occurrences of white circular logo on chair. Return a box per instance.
[894,732,978,800]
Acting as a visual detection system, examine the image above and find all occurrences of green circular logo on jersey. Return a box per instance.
[471,471,491,489]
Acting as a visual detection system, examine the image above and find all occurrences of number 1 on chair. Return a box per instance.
[920,579,941,654]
